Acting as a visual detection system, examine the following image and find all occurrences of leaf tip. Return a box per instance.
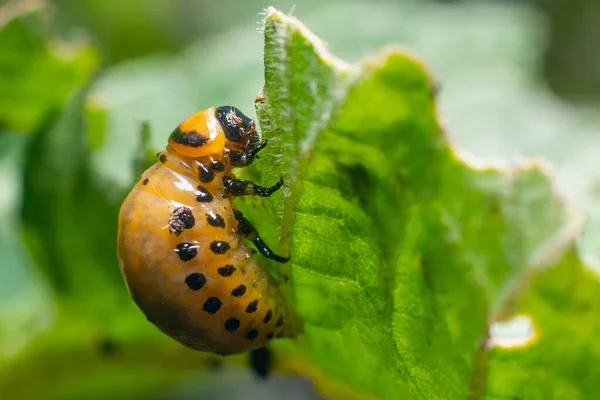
[263,6,350,73]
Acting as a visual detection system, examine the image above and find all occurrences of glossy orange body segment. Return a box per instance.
[167,108,226,158]
[117,107,301,355]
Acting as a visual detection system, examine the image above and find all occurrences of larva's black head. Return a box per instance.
[215,106,258,148]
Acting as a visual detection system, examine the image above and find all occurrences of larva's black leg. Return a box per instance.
[234,210,289,263]
[248,140,267,158]
[249,347,271,379]
[228,140,268,166]
[223,176,284,197]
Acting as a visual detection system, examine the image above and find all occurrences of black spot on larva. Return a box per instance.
[196,185,213,202]
[210,240,230,254]
[206,212,226,228]
[170,127,209,147]
[198,162,214,183]
[169,206,195,236]
[249,347,271,379]
[159,154,167,163]
[263,310,273,324]
[175,242,198,261]
[185,273,206,290]
[218,265,236,277]
[276,316,283,327]
[210,160,225,171]
[224,317,240,332]
[246,300,259,313]
[246,329,259,340]
[179,209,195,228]
[203,297,222,314]
[231,285,247,297]
[266,332,274,340]
[142,178,149,185]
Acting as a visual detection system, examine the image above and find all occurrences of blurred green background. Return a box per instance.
[1,0,599,399]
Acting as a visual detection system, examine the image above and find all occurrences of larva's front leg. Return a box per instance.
[223,176,284,197]
[233,210,289,264]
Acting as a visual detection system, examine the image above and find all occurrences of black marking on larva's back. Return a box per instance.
[266,332,274,340]
[246,300,259,313]
[170,127,210,147]
[198,162,214,183]
[231,285,246,297]
[276,316,283,327]
[142,178,149,185]
[159,154,167,163]
[206,211,225,228]
[225,317,240,332]
[210,241,230,254]
[185,273,206,290]
[246,329,259,340]
[210,160,225,171]
[169,206,195,236]
[196,185,213,203]
[215,105,253,142]
[175,242,198,261]
[263,309,273,323]
[218,265,236,277]
[203,297,222,314]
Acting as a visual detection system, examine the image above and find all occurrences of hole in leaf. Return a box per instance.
[488,314,537,349]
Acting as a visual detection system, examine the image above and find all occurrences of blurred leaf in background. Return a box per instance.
[0,0,97,133]
[50,0,187,64]
[541,0,600,101]
[0,133,53,362]
[48,0,324,65]
[0,0,97,366]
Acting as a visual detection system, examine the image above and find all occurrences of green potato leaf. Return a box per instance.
[487,251,600,399]
[236,7,594,400]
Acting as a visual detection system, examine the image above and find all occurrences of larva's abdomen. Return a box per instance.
[118,155,296,355]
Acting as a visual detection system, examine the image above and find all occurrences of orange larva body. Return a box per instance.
[117,106,301,355]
